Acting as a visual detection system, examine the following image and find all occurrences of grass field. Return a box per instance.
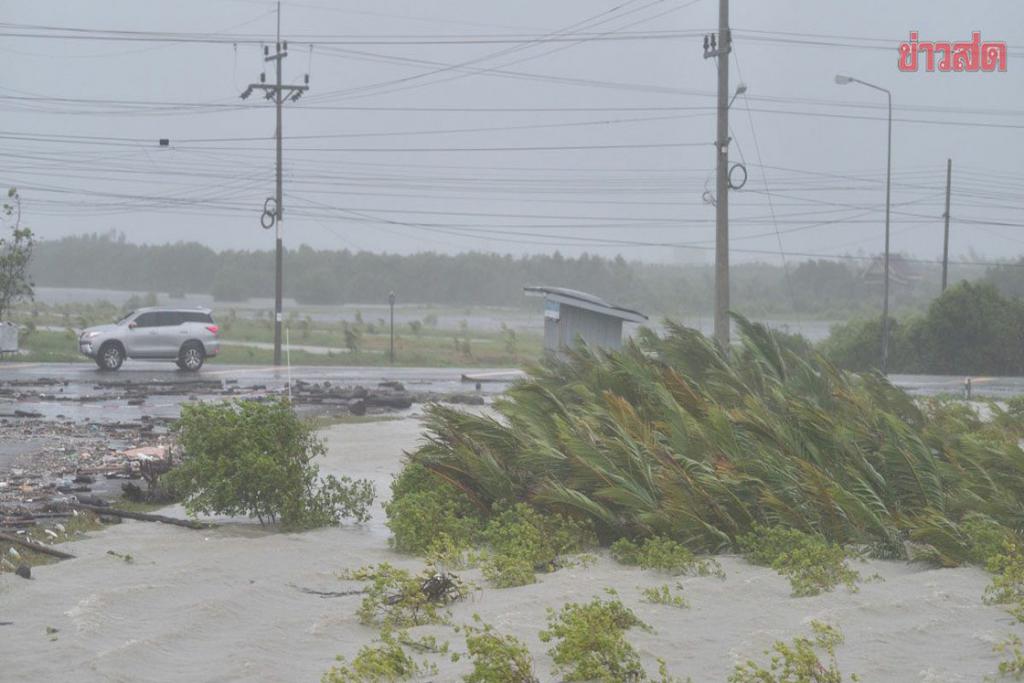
[6,322,541,368]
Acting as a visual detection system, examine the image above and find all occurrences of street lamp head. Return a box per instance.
[727,82,749,109]
[388,291,396,305]
[834,74,854,85]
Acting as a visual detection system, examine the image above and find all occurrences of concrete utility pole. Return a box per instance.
[942,158,952,292]
[388,291,396,364]
[240,2,308,366]
[703,0,731,348]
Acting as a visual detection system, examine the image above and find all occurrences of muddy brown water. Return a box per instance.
[0,417,1012,682]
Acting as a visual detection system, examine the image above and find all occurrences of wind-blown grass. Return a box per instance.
[404,315,1024,566]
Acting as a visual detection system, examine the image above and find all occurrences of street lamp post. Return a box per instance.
[388,291,396,364]
[835,74,892,375]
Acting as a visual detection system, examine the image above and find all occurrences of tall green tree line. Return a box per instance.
[31,232,976,317]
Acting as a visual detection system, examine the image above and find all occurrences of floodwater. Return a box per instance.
[0,417,1012,682]
[0,362,514,424]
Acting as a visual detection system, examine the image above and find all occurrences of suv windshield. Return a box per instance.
[115,311,134,325]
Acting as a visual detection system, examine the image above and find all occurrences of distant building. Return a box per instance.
[0,322,18,355]
[524,286,647,356]
[861,254,921,289]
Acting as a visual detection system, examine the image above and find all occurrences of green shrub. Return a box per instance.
[539,594,651,682]
[738,526,860,597]
[480,554,537,589]
[610,537,724,578]
[962,514,1016,566]
[639,583,689,609]
[385,462,483,554]
[985,542,1024,623]
[994,634,1024,680]
[168,399,374,528]
[341,563,464,628]
[484,504,595,566]
[322,629,435,682]
[424,533,477,571]
[478,503,596,588]
[458,615,538,683]
[729,621,858,683]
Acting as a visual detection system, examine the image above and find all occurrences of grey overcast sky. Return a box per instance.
[3,0,1023,265]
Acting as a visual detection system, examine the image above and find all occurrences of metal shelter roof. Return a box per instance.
[524,286,648,323]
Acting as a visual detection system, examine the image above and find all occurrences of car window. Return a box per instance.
[180,312,213,324]
[134,312,159,327]
[156,312,183,326]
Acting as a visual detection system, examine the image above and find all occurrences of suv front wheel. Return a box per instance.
[96,342,124,371]
[177,342,206,372]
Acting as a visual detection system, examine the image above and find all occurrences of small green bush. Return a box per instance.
[168,399,374,529]
[994,633,1024,680]
[985,541,1024,623]
[962,514,1016,566]
[639,583,689,609]
[424,533,477,571]
[341,563,464,628]
[322,629,435,682]
[729,621,857,683]
[738,526,859,597]
[480,554,537,589]
[610,536,724,578]
[385,463,483,554]
[458,615,538,683]
[479,503,596,588]
[539,594,651,682]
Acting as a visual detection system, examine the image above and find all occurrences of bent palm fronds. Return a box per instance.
[406,314,1024,564]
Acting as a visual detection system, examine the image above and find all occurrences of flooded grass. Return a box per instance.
[1,510,103,575]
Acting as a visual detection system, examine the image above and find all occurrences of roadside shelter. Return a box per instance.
[524,286,647,356]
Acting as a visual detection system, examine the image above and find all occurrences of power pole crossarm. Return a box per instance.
[238,2,309,367]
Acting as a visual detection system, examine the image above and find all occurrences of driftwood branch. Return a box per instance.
[72,504,214,530]
[0,531,76,560]
[293,585,366,598]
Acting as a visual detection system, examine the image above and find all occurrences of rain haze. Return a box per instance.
[3,0,1023,264]
[11,5,1024,683]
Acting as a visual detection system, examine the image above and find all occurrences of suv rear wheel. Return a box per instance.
[96,342,124,371]
[177,342,205,371]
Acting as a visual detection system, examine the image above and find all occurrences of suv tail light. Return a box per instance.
[206,325,219,335]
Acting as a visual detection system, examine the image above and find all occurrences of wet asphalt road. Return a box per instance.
[0,361,513,391]
[0,362,516,423]
[1,362,1022,424]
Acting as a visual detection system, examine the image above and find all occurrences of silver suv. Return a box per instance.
[79,307,221,371]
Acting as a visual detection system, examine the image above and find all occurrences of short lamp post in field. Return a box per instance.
[388,290,396,364]
[835,73,893,375]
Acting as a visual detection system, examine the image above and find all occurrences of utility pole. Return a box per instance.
[240,2,308,366]
[942,158,952,292]
[703,0,731,348]
[388,291,396,364]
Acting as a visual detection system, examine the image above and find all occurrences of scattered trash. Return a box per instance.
[1,374,487,528]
